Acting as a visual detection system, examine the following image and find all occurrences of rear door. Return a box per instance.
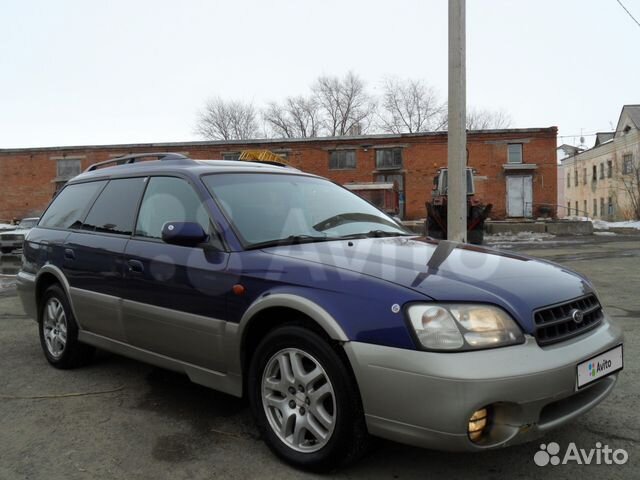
[121,176,231,371]
[64,177,147,341]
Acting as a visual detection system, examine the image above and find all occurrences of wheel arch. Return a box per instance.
[35,265,76,320]
[232,294,350,394]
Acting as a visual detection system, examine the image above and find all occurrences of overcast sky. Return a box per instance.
[1,0,638,149]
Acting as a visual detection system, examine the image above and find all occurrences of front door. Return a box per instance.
[121,176,231,372]
[506,175,533,217]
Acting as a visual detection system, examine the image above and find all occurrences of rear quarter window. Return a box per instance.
[39,181,106,230]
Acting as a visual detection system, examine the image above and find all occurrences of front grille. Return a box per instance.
[533,294,603,346]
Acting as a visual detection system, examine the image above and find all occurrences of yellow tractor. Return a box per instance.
[239,150,291,167]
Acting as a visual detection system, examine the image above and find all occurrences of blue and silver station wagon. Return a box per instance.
[17,153,623,471]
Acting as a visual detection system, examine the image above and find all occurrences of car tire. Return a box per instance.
[38,284,94,369]
[248,325,368,472]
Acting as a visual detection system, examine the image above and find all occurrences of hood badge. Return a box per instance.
[391,304,401,314]
[571,308,584,324]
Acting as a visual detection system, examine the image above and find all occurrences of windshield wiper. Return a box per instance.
[313,213,399,232]
[247,234,339,250]
[339,230,413,239]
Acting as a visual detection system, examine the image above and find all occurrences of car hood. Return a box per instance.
[266,236,594,333]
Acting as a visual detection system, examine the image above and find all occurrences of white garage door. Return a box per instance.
[507,176,533,217]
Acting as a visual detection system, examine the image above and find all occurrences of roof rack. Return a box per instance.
[85,152,192,172]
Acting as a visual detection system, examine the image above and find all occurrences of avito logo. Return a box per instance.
[534,442,628,466]
[589,358,612,377]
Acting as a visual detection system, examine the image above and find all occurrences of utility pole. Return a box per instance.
[447,0,467,242]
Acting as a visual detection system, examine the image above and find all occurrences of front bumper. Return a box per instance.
[344,318,622,451]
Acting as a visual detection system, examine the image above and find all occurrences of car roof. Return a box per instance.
[69,158,312,183]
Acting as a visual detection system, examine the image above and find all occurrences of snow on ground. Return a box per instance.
[485,231,556,243]
[594,231,617,236]
[592,220,640,230]
[0,274,17,292]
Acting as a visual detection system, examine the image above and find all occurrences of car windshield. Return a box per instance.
[202,173,410,248]
[18,219,38,229]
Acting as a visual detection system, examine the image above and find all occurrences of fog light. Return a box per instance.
[468,407,489,442]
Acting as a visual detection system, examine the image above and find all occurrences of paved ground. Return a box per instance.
[0,235,638,479]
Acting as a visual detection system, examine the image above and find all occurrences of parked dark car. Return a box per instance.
[18,153,623,471]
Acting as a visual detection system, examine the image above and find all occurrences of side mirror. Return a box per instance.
[161,222,208,247]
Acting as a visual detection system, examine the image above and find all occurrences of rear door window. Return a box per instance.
[135,176,210,239]
[81,177,147,235]
[39,181,106,229]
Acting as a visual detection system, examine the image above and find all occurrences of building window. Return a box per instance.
[622,154,633,174]
[583,200,587,216]
[575,201,579,216]
[567,172,571,188]
[592,165,597,182]
[507,144,523,164]
[567,202,571,215]
[608,197,614,216]
[600,198,605,217]
[329,150,356,170]
[222,152,240,161]
[607,160,612,178]
[599,163,604,179]
[375,148,403,170]
[593,199,597,217]
[583,168,587,185]
[575,170,578,186]
[56,159,82,179]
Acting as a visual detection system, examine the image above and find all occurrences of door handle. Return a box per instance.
[127,259,144,273]
[64,248,75,260]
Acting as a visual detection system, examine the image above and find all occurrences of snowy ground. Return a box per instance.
[484,231,556,247]
[592,219,640,230]
[562,215,640,230]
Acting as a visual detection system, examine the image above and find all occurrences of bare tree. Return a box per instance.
[465,107,512,130]
[313,72,376,136]
[263,96,321,138]
[196,97,259,140]
[378,78,447,133]
[618,156,640,220]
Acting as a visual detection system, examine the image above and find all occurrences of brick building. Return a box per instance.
[0,127,557,222]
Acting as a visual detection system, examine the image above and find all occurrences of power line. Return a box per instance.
[616,0,640,29]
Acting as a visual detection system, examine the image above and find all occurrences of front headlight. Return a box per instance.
[406,304,524,351]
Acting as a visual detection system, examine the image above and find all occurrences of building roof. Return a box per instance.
[594,132,615,147]
[625,105,640,128]
[0,127,558,154]
[615,105,640,137]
